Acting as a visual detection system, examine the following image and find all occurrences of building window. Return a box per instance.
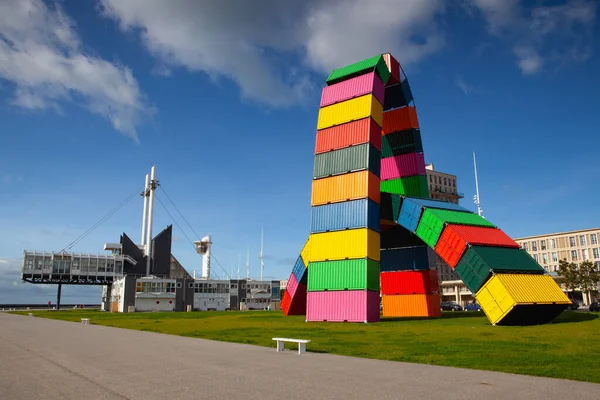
[579,235,587,246]
[542,253,548,264]
[531,241,538,251]
[429,175,432,182]
[569,236,576,247]
[444,178,447,185]
[522,242,529,251]
[595,261,600,271]
[552,252,558,262]
[591,234,598,245]
[594,248,599,259]
[540,240,546,250]
[571,250,578,261]
[550,238,556,249]
[533,254,539,262]
[582,249,589,260]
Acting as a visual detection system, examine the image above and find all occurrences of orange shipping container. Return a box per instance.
[381,293,441,317]
[315,118,382,154]
[311,170,380,206]
[382,106,419,135]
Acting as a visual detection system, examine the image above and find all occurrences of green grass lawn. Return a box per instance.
[11,309,600,383]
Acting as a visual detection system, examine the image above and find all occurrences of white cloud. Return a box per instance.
[99,0,445,108]
[455,76,474,95]
[0,0,153,141]
[468,0,596,74]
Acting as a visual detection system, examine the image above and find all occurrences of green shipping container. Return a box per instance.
[326,55,391,86]
[381,175,428,197]
[415,209,496,248]
[455,246,546,293]
[381,129,424,158]
[307,259,380,292]
[380,193,402,222]
[313,143,380,179]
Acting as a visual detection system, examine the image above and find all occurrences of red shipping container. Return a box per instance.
[281,284,307,316]
[380,270,439,295]
[320,72,385,108]
[435,224,520,268]
[382,107,419,135]
[315,117,382,154]
[380,152,426,181]
[383,53,401,86]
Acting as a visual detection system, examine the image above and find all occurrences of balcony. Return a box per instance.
[429,186,464,198]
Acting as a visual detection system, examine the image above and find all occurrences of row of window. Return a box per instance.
[136,281,179,293]
[24,257,123,274]
[531,248,600,263]
[428,174,456,188]
[521,234,599,251]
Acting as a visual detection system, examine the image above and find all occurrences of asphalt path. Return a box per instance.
[0,312,598,400]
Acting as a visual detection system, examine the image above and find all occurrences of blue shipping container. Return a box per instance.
[398,196,468,232]
[310,198,380,234]
[292,256,307,284]
[380,246,432,272]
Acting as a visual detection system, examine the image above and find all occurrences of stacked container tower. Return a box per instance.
[282,53,572,326]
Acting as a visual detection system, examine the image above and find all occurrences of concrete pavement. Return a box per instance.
[0,312,598,400]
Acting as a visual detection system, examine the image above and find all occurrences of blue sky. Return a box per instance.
[1,0,599,303]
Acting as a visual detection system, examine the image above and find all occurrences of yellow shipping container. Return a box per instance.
[300,238,310,267]
[311,170,380,206]
[317,94,383,130]
[307,228,380,262]
[476,273,571,326]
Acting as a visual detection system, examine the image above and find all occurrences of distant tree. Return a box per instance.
[557,259,579,297]
[578,260,600,302]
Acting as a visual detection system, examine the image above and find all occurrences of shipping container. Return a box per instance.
[307,259,380,292]
[310,198,380,234]
[401,79,414,106]
[308,228,381,262]
[291,255,307,284]
[381,293,441,317]
[380,269,439,295]
[300,238,310,267]
[383,53,400,85]
[287,272,300,299]
[380,245,432,271]
[311,170,380,206]
[313,143,381,179]
[381,129,423,158]
[317,94,383,130]
[398,197,468,233]
[326,54,390,86]
[383,82,411,110]
[476,274,571,326]
[455,246,546,293]
[315,117,382,154]
[281,284,308,316]
[306,290,380,322]
[435,225,520,268]
[380,175,428,197]
[415,208,496,248]
[382,106,419,135]
[380,225,424,249]
[320,72,385,108]
[380,152,426,181]
[380,193,402,222]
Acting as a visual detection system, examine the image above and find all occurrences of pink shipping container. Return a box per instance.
[380,152,426,181]
[306,290,380,322]
[320,72,385,108]
[287,273,299,299]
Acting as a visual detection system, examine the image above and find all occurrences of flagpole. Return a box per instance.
[473,151,483,217]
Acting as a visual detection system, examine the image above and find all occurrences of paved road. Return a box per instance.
[0,313,598,400]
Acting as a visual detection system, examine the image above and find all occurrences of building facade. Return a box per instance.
[425,163,464,204]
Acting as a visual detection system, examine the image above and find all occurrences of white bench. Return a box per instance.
[272,337,311,354]
[81,318,90,325]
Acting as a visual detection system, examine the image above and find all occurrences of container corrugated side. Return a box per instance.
[455,246,546,293]
[307,259,380,292]
[380,175,428,197]
[398,196,468,235]
[291,256,307,284]
[380,225,425,249]
[475,274,571,325]
[381,293,441,317]
[382,106,419,135]
[310,198,380,233]
[307,228,380,262]
[380,152,426,181]
[311,170,380,206]
[383,53,400,85]
[326,54,390,86]
[306,290,380,322]
[287,272,300,299]
[315,118,382,154]
[380,193,402,223]
[313,143,380,179]
[317,94,383,130]
[380,246,431,271]
[380,270,438,295]
[320,71,384,107]
[416,208,496,249]
[381,129,423,157]
[300,238,311,267]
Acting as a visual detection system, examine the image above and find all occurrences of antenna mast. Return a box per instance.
[140,165,158,277]
[259,228,265,282]
[473,152,484,218]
